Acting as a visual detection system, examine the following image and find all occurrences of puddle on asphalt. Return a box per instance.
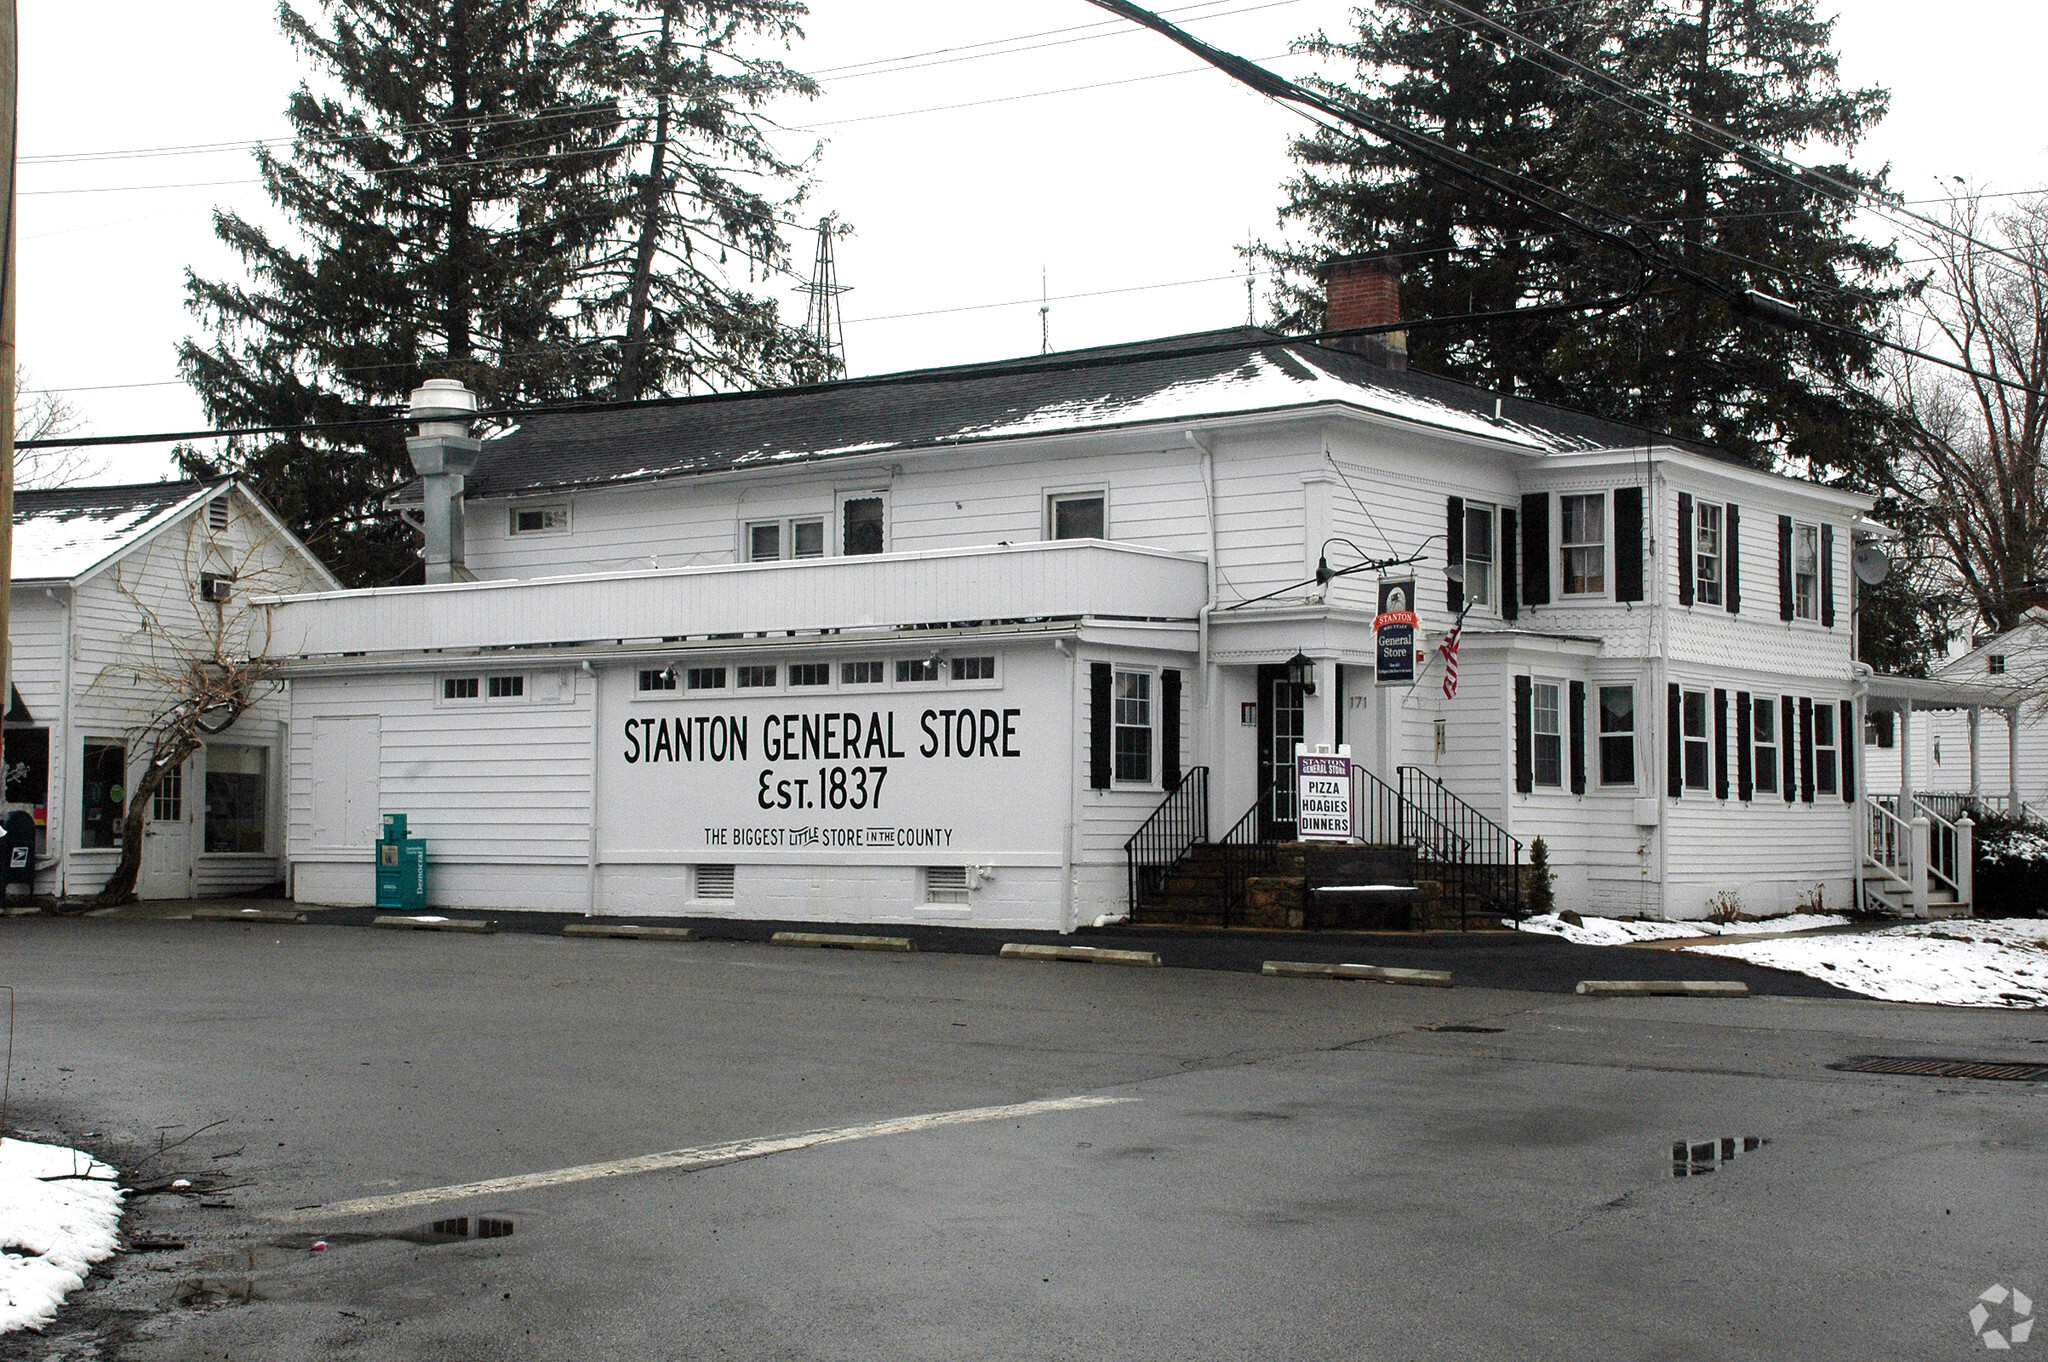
[1672,1136,1767,1177]
[194,1216,518,1274]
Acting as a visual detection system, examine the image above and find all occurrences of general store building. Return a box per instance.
[260,264,1907,928]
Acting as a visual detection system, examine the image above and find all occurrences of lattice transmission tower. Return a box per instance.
[801,214,850,376]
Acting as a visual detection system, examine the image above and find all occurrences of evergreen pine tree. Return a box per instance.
[1525,836,1555,918]
[1268,0,1898,477]
[179,0,827,586]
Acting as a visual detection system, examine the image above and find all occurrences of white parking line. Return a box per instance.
[270,1094,1134,1223]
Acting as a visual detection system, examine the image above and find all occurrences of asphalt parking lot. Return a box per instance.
[1,913,2042,1361]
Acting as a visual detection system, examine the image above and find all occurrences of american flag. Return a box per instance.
[1438,621,1462,699]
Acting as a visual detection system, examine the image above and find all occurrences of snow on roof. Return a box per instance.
[10,480,213,582]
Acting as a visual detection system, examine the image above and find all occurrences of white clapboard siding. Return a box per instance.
[264,540,1208,660]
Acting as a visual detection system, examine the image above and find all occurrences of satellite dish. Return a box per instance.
[1853,544,1892,586]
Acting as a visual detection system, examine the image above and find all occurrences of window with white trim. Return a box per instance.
[1048,493,1106,540]
[487,674,524,699]
[686,666,726,692]
[1462,502,1495,607]
[747,518,825,562]
[789,663,830,687]
[1681,689,1710,791]
[638,668,676,692]
[1989,655,2007,675]
[1532,680,1563,788]
[1598,684,1636,788]
[1814,703,1838,795]
[896,659,942,684]
[842,494,886,556]
[736,665,776,689]
[1560,493,1606,595]
[842,660,885,686]
[511,505,569,535]
[1695,501,1724,607]
[444,677,480,700]
[1113,669,1153,784]
[1752,697,1779,794]
[951,656,995,682]
[1793,522,1820,620]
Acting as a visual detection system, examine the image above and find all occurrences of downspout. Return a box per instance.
[1186,429,1218,710]
[1054,637,1078,931]
[584,660,600,916]
[52,586,72,898]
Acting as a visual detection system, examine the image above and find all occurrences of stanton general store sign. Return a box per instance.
[601,670,1061,862]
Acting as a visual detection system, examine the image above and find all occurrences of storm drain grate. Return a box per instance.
[1830,1056,2048,1082]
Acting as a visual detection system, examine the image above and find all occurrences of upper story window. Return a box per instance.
[842,494,886,556]
[1752,696,1779,793]
[1462,502,1495,608]
[748,518,825,563]
[1793,522,1820,620]
[1694,501,1724,607]
[1989,654,2008,675]
[789,663,831,687]
[1049,492,1106,540]
[444,677,480,700]
[686,666,726,692]
[951,656,996,681]
[896,659,942,683]
[511,504,569,536]
[1560,493,1606,596]
[842,660,885,686]
[487,674,524,699]
[637,668,676,692]
[736,665,776,689]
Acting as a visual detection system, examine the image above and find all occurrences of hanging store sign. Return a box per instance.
[1375,576,1418,686]
[1296,750,1354,842]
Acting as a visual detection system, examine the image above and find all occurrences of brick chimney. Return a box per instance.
[1320,254,1407,369]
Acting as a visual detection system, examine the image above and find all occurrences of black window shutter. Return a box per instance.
[1089,663,1112,790]
[1799,697,1815,803]
[1615,486,1644,603]
[1736,690,1753,801]
[1725,505,1742,613]
[1780,696,1796,802]
[1713,688,1729,799]
[1514,675,1533,794]
[1521,493,1550,606]
[1446,496,1465,614]
[1840,700,1856,801]
[1821,524,1836,627]
[1333,664,1345,749]
[1677,492,1695,607]
[1569,680,1587,795]
[1667,683,1683,799]
[1161,669,1182,791]
[1501,508,1520,620]
[1778,516,1795,621]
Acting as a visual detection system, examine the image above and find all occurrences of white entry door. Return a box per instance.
[138,758,196,899]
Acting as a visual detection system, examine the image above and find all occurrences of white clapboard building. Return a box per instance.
[8,480,340,898]
[260,261,1923,928]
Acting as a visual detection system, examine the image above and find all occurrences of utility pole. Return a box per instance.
[0,0,18,725]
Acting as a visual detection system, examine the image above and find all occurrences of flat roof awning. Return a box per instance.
[1865,673,2018,712]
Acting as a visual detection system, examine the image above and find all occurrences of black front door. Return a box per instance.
[1256,663,1306,840]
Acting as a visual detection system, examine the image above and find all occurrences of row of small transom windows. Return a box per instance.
[505,492,1109,558]
[637,656,996,694]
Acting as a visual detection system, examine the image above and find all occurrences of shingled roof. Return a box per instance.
[10,479,217,582]
[442,327,1714,503]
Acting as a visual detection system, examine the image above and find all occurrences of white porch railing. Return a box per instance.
[1860,793,1972,918]
[258,540,1209,660]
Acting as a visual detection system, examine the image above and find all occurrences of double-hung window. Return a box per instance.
[1814,703,1838,795]
[1560,493,1606,595]
[1751,696,1779,794]
[1049,493,1106,540]
[1113,670,1153,784]
[748,518,826,563]
[1793,523,1820,620]
[1681,689,1710,791]
[1463,502,1495,608]
[1598,684,1636,788]
[1694,502,1724,607]
[1531,680,1563,788]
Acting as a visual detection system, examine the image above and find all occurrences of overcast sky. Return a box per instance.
[19,1,2048,484]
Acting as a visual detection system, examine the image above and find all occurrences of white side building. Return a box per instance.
[259,264,1924,927]
[7,480,340,899]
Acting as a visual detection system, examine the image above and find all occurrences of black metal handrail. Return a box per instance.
[1124,767,1210,916]
[1217,799,1278,928]
[1398,766,1525,928]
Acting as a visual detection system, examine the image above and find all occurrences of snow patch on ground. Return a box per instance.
[1688,919,2048,1008]
[1,1138,124,1334]
[1515,912,1850,945]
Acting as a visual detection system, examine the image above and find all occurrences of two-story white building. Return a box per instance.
[9,479,340,899]
[253,261,1917,929]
